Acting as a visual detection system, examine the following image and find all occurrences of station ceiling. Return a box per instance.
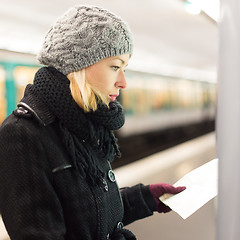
[0,0,218,81]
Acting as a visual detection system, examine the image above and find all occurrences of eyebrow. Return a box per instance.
[112,57,128,66]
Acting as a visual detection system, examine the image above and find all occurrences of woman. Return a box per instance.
[0,5,185,240]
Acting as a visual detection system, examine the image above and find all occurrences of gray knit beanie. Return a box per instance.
[37,5,133,75]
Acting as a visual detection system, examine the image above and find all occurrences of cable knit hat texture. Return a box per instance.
[37,5,133,75]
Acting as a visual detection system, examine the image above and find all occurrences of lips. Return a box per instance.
[109,95,119,101]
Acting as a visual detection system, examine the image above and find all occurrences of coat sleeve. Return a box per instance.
[121,183,156,226]
[0,117,66,240]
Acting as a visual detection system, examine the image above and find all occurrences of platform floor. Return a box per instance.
[0,218,8,240]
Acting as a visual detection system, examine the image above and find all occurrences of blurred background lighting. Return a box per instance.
[184,1,201,15]
[184,0,220,21]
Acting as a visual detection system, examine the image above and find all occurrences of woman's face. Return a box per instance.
[85,54,130,103]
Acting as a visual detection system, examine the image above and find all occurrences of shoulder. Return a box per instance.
[0,106,70,170]
[0,105,61,162]
[0,109,49,159]
[0,109,61,176]
[0,109,43,141]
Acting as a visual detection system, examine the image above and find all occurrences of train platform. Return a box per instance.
[0,132,216,240]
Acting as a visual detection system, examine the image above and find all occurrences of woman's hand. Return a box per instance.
[149,183,186,213]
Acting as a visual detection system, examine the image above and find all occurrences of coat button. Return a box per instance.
[108,170,116,182]
[116,221,124,229]
[102,178,109,192]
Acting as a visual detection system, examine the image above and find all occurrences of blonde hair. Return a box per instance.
[67,69,108,112]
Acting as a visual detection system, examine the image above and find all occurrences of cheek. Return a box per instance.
[95,80,113,95]
[85,69,96,85]
[94,81,107,91]
[86,66,115,94]
[88,79,109,97]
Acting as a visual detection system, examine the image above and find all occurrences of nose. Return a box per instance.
[115,71,127,89]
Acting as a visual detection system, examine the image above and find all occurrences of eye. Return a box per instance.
[112,66,120,71]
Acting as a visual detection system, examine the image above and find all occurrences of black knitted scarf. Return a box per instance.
[32,67,125,183]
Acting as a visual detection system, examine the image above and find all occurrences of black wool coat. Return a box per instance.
[0,91,156,240]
